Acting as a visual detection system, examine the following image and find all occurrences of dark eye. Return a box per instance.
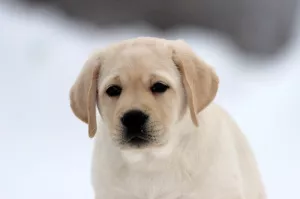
[150,82,170,94]
[106,85,122,97]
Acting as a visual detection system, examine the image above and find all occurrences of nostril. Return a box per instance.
[121,110,149,128]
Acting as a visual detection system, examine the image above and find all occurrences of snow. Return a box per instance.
[0,1,299,199]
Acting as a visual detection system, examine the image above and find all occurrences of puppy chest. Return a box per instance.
[101,172,196,199]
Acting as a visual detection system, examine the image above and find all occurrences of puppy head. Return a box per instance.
[69,37,219,150]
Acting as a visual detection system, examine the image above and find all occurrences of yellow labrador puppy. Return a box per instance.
[69,37,267,199]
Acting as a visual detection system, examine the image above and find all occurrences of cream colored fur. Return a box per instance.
[69,37,267,199]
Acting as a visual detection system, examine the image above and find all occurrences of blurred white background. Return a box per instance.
[0,1,299,199]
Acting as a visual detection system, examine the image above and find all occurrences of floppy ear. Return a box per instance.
[171,40,219,126]
[69,53,101,138]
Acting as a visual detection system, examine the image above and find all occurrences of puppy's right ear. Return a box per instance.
[69,53,102,138]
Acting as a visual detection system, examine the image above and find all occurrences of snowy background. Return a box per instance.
[0,1,299,199]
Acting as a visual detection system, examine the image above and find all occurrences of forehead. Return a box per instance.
[99,44,179,85]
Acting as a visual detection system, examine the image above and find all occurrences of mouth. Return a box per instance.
[128,136,150,146]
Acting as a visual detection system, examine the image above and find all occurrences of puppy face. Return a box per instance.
[98,45,186,149]
[69,37,219,151]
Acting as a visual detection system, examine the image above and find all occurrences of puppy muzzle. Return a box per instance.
[120,109,152,147]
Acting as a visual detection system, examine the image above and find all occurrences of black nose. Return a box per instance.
[121,110,149,130]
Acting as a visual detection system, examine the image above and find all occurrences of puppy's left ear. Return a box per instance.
[69,53,102,138]
[171,40,219,126]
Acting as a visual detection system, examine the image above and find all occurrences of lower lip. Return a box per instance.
[128,137,149,146]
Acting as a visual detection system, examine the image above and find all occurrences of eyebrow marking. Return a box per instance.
[152,71,178,87]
